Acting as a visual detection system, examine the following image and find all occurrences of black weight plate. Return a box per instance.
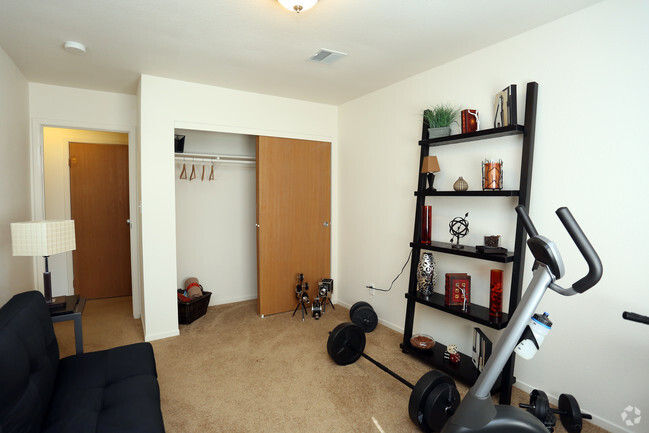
[352,305,378,333]
[349,301,372,320]
[558,394,583,433]
[408,370,456,433]
[327,322,366,366]
[423,380,460,432]
[530,389,552,425]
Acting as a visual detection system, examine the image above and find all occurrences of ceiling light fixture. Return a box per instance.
[278,0,318,13]
[63,41,86,55]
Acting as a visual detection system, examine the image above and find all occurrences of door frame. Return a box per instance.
[30,118,141,319]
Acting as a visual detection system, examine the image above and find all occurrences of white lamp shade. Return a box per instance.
[11,220,76,256]
[278,0,318,12]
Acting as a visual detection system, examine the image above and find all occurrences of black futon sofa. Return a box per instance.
[0,291,165,433]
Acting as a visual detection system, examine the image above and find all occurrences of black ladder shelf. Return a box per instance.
[400,82,538,405]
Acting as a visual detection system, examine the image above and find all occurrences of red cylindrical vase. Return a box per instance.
[489,269,503,318]
[421,206,432,244]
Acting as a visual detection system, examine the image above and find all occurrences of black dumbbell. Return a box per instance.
[520,389,592,433]
[349,301,378,333]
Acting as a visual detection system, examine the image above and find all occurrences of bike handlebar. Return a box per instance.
[516,205,603,294]
[623,311,649,325]
[554,207,603,293]
[515,205,539,238]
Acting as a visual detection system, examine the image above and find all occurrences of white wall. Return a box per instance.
[0,45,32,305]
[174,129,257,305]
[138,75,338,341]
[337,0,649,431]
[42,127,129,297]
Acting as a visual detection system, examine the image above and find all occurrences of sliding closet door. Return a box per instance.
[256,136,331,316]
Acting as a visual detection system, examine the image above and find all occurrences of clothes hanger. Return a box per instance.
[189,160,196,181]
[201,163,205,181]
[209,162,215,181]
[180,163,187,180]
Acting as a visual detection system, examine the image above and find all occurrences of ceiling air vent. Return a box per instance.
[309,49,347,64]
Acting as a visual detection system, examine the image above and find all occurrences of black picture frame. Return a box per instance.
[493,84,517,127]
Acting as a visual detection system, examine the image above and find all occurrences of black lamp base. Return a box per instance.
[43,266,66,309]
[426,173,437,192]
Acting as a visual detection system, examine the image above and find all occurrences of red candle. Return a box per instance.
[489,269,503,318]
[421,206,432,244]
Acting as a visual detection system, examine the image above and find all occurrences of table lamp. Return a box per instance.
[11,220,76,308]
[421,156,441,192]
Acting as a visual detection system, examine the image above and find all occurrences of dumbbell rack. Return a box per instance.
[400,82,539,405]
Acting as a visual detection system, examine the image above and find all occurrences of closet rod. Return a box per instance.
[174,152,256,165]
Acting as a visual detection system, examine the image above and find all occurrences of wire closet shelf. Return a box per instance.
[174,152,256,165]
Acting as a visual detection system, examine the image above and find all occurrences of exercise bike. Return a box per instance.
[437,206,603,433]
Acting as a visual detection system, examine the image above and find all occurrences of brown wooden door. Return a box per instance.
[69,142,131,299]
[256,136,331,316]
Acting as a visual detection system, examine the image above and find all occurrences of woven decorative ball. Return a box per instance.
[453,176,468,191]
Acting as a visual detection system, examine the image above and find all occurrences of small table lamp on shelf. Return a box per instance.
[421,156,440,192]
[11,220,76,309]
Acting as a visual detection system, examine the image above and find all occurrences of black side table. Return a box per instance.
[49,295,86,355]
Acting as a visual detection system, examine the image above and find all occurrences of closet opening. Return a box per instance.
[174,129,258,311]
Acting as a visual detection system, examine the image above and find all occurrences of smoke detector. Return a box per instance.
[309,49,347,64]
[63,41,86,55]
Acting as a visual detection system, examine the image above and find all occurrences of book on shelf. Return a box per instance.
[493,84,517,127]
[444,273,471,306]
[461,109,479,133]
[472,327,493,372]
[508,85,517,125]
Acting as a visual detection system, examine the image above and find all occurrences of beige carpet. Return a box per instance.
[54,297,608,433]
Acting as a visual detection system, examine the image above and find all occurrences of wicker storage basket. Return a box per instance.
[177,290,212,324]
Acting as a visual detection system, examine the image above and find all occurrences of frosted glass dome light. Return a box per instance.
[278,0,318,13]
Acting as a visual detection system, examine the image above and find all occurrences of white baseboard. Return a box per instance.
[208,294,257,306]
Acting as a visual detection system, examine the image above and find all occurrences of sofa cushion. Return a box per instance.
[43,342,165,433]
[0,291,60,433]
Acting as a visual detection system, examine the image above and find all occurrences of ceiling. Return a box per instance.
[0,0,603,105]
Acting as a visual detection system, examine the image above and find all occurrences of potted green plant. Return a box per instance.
[423,103,459,139]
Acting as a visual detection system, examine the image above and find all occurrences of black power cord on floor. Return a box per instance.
[365,249,413,293]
